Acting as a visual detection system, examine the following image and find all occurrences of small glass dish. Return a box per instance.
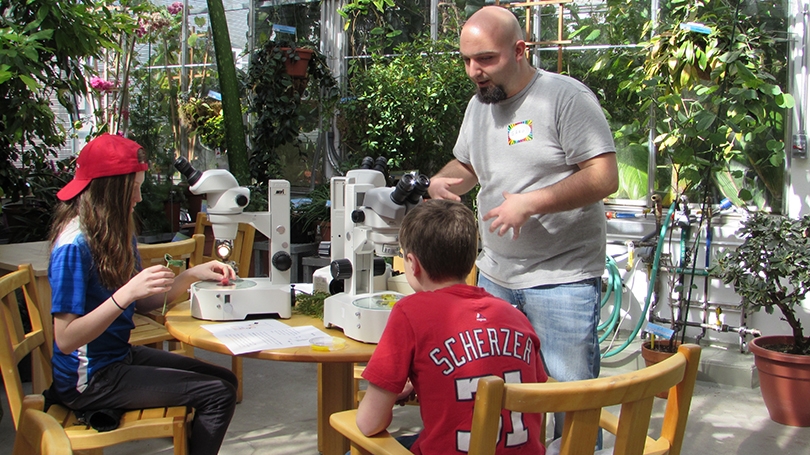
[309,336,347,352]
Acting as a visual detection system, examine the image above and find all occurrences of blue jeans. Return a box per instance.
[478,274,602,440]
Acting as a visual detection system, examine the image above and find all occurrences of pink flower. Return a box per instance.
[135,23,147,37]
[90,77,115,92]
[168,2,183,15]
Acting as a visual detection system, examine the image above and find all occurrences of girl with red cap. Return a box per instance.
[48,133,238,455]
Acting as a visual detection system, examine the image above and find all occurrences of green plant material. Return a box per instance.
[587,0,790,210]
[715,213,810,355]
[338,0,467,56]
[162,253,186,315]
[340,36,473,176]
[0,0,133,203]
[297,183,331,232]
[206,0,249,184]
[246,40,339,183]
[293,291,329,319]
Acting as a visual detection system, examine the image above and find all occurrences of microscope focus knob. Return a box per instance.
[330,259,353,280]
[351,210,365,223]
[272,251,292,271]
[373,258,387,276]
[235,194,249,207]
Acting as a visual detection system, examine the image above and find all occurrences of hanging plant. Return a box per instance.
[179,98,226,151]
[245,39,339,184]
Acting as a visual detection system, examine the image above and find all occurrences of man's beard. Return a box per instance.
[476,84,508,104]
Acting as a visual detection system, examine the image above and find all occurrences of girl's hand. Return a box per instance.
[192,260,237,283]
[125,264,175,301]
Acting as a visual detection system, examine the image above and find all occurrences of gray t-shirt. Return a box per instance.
[454,69,615,289]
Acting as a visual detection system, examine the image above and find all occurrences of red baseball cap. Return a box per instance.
[57,133,149,201]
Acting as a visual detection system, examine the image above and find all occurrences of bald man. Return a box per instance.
[429,5,618,440]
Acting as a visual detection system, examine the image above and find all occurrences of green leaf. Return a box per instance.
[19,74,40,90]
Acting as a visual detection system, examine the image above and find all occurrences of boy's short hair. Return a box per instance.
[399,199,478,282]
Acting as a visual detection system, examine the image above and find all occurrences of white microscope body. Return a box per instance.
[174,157,294,321]
[323,160,429,343]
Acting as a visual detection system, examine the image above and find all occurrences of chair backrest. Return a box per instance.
[13,408,73,455]
[193,212,256,277]
[137,234,205,310]
[137,234,205,273]
[469,344,701,455]
[0,264,53,430]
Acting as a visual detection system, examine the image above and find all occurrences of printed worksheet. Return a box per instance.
[202,319,331,355]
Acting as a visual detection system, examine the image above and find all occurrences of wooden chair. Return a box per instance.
[0,264,191,455]
[13,396,73,455]
[194,212,257,403]
[330,344,701,455]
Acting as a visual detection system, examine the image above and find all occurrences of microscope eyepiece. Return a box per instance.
[360,156,375,169]
[391,173,415,206]
[407,174,430,204]
[174,156,203,186]
[373,156,388,174]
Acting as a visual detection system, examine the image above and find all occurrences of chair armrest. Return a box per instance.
[22,394,45,413]
[329,410,413,455]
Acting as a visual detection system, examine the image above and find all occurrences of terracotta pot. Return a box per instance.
[283,48,314,79]
[749,335,810,427]
[641,339,681,398]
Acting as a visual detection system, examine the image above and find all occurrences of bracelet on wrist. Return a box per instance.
[111,294,126,311]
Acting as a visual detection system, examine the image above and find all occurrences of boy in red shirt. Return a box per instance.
[357,199,547,454]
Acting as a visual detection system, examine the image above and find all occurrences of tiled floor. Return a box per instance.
[3,341,810,454]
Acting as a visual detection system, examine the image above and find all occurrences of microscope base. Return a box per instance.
[190,278,293,321]
[323,292,404,344]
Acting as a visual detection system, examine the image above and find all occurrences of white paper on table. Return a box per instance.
[201,319,332,355]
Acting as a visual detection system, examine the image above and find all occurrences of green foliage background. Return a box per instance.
[339,37,473,176]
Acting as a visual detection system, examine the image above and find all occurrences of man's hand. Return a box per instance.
[427,176,464,201]
[483,191,534,240]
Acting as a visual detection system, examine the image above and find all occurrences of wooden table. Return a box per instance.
[0,241,53,349]
[164,301,376,455]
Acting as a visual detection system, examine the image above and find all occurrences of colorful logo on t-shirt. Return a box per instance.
[507,120,533,145]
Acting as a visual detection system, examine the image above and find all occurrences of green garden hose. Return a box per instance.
[601,202,676,358]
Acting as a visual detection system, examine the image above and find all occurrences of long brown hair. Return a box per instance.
[50,173,140,290]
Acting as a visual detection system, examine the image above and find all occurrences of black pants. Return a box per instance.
[59,345,238,455]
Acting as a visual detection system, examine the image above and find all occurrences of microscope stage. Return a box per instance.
[190,278,293,321]
[323,291,405,344]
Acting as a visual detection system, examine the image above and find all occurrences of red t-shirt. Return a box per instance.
[362,284,548,455]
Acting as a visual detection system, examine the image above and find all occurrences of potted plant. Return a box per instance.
[716,212,810,426]
[245,39,339,185]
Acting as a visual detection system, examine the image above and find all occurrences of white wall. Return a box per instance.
[787,0,810,217]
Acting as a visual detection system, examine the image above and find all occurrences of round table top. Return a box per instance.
[164,301,376,363]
